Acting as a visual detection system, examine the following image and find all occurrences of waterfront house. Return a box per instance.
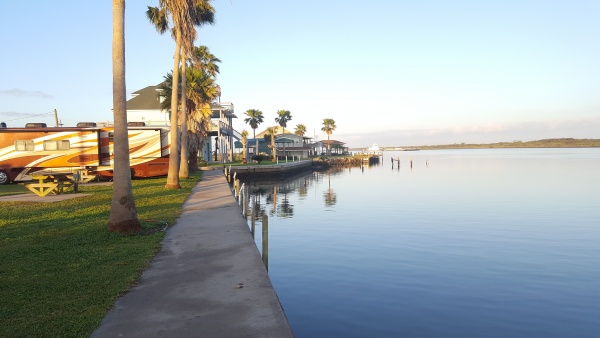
[318,140,348,155]
[236,126,316,160]
[125,85,240,163]
[274,133,315,159]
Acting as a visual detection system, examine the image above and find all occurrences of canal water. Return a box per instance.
[239,148,600,338]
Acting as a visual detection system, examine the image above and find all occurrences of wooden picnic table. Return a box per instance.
[24,174,75,197]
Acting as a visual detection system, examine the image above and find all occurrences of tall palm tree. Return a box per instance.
[109,0,141,233]
[321,118,336,155]
[244,109,264,157]
[180,46,218,177]
[241,130,249,163]
[187,102,213,171]
[192,45,220,77]
[266,126,278,161]
[158,67,218,172]
[179,58,190,178]
[146,0,215,188]
[294,124,307,137]
[275,110,292,132]
[187,44,220,169]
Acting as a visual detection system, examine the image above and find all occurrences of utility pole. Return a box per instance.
[53,109,59,127]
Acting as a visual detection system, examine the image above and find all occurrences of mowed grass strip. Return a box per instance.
[0,174,201,338]
[0,184,28,197]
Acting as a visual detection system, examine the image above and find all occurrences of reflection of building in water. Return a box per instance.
[239,168,343,270]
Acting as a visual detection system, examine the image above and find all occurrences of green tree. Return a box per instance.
[158,66,218,173]
[146,0,215,188]
[192,45,221,77]
[241,130,249,163]
[244,109,264,157]
[275,110,292,132]
[294,124,307,137]
[265,126,278,161]
[321,118,336,155]
[184,45,220,174]
[108,0,141,233]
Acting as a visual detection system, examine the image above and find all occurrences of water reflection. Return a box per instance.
[323,171,337,207]
[235,149,600,337]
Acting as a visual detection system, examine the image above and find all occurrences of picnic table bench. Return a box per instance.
[24,174,75,197]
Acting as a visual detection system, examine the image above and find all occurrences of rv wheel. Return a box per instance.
[0,171,9,185]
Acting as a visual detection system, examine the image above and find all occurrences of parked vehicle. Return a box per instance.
[0,122,170,184]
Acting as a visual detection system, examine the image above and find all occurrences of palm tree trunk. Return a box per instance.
[242,142,247,164]
[254,128,258,158]
[189,142,199,173]
[271,137,276,161]
[108,0,141,233]
[179,58,189,179]
[166,32,182,189]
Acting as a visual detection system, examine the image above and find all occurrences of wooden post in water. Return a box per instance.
[262,215,269,270]
[234,178,240,198]
[251,203,256,238]
[244,186,250,219]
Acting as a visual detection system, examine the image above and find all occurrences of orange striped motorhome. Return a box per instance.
[0,123,170,184]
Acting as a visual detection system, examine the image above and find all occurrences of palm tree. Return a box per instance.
[265,126,278,161]
[146,0,215,188]
[244,109,264,157]
[275,110,292,132]
[294,124,307,137]
[108,0,141,233]
[159,67,218,173]
[241,130,249,164]
[183,67,219,171]
[180,46,219,177]
[192,45,220,77]
[321,118,336,155]
[187,44,220,169]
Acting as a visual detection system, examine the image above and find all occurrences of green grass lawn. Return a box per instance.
[0,174,201,338]
[0,184,28,197]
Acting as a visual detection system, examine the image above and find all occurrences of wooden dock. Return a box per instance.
[223,160,313,181]
[355,154,381,165]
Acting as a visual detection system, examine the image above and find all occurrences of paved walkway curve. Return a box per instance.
[92,170,294,338]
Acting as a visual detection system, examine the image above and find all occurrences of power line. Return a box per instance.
[2,111,54,122]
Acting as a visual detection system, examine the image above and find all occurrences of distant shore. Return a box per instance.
[367,138,600,151]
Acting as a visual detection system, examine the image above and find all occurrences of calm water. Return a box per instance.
[239,148,600,338]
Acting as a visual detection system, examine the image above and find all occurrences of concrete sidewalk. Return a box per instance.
[92,170,294,338]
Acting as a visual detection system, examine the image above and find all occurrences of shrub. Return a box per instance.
[252,154,265,164]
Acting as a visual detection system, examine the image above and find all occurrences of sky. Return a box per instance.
[1,1,599,148]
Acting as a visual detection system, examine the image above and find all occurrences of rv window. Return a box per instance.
[58,140,70,150]
[15,140,34,151]
[43,140,71,151]
[109,132,114,142]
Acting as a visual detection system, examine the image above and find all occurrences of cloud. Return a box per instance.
[0,89,54,99]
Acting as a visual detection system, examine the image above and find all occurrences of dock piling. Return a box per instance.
[262,215,269,270]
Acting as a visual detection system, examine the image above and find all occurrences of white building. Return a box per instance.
[125,85,239,162]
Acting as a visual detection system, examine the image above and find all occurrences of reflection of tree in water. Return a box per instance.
[277,192,294,218]
[323,171,337,207]
[266,186,277,216]
[243,171,318,218]
[298,178,309,199]
[251,187,267,219]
